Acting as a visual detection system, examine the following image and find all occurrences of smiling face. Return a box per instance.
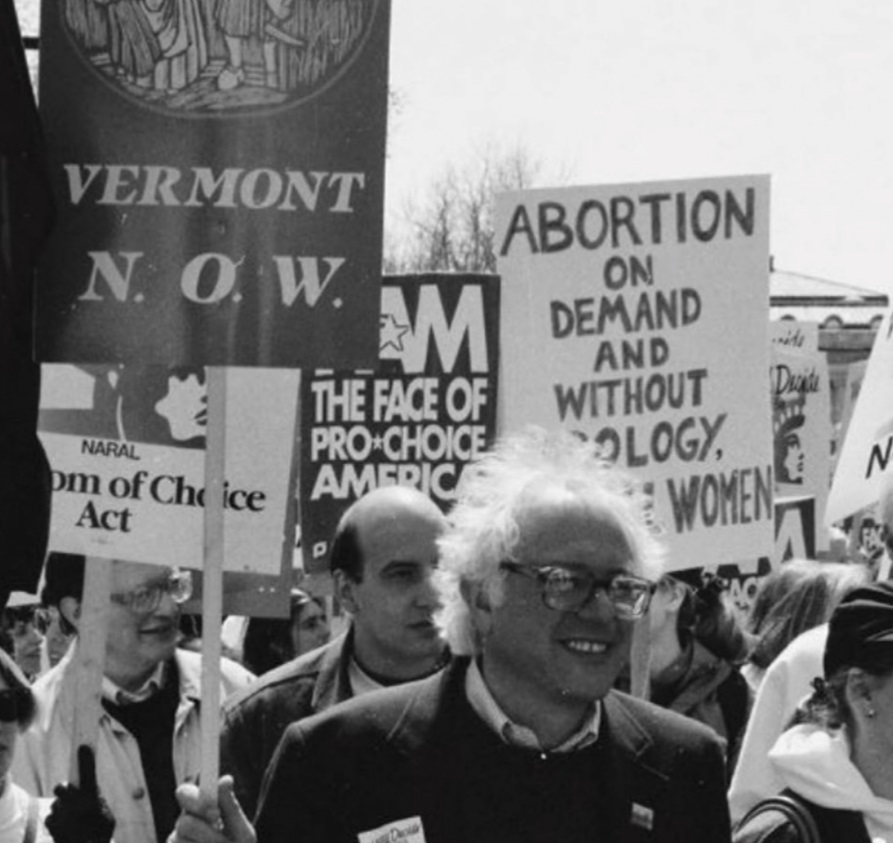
[105,561,181,692]
[473,483,637,735]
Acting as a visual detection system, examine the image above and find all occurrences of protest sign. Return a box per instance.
[39,364,298,575]
[35,0,391,368]
[34,0,391,791]
[840,359,869,431]
[770,320,819,354]
[299,274,499,573]
[826,307,893,524]
[680,494,816,624]
[497,175,773,567]
[771,346,831,550]
[835,358,868,467]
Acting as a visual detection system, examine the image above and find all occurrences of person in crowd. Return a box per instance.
[2,604,46,681]
[647,570,751,767]
[731,560,880,821]
[12,553,254,843]
[742,559,868,692]
[730,622,832,826]
[176,614,202,654]
[174,428,731,843]
[0,646,115,843]
[733,580,893,841]
[39,606,74,673]
[746,561,819,647]
[219,485,449,819]
[240,589,330,676]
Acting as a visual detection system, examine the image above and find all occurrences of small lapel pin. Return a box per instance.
[631,803,654,831]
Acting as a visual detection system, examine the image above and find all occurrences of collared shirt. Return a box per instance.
[102,661,167,705]
[465,659,601,753]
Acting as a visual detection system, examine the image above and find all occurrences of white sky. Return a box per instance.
[386,0,893,294]
[14,0,893,294]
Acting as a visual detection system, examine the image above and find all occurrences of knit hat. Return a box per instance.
[824,580,893,677]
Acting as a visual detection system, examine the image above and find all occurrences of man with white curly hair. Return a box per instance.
[171,428,732,843]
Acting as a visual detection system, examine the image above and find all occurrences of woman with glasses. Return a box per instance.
[1,607,47,682]
[646,571,751,771]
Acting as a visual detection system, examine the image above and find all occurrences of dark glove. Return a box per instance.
[45,745,116,843]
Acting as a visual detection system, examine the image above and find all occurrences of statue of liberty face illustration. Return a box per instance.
[774,405,806,487]
[154,371,208,442]
[781,430,805,484]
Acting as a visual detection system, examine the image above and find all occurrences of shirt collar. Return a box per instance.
[102,660,167,705]
[465,658,600,753]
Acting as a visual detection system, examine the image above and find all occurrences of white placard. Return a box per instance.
[497,175,774,567]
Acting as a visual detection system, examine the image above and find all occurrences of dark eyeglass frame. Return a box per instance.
[500,562,656,620]
[0,689,21,723]
[8,607,50,636]
[110,570,193,614]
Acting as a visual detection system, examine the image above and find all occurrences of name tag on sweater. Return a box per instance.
[358,816,427,843]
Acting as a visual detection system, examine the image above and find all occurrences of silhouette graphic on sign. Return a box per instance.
[40,364,207,449]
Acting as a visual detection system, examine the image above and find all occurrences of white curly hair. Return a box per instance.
[434,427,665,655]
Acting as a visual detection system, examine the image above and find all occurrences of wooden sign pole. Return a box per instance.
[629,614,651,700]
[200,366,227,798]
[69,556,112,784]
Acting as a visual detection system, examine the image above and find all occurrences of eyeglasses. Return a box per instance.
[0,690,21,723]
[110,570,193,614]
[6,607,50,637]
[500,562,656,620]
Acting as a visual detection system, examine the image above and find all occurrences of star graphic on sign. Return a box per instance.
[379,313,411,353]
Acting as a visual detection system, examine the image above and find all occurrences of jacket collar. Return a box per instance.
[601,692,659,765]
[383,658,656,763]
[45,645,201,735]
[310,627,355,711]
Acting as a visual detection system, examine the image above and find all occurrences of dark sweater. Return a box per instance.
[102,664,181,843]
[256,658,732,843]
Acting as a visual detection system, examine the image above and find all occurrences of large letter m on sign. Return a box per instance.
[380,285,489,375]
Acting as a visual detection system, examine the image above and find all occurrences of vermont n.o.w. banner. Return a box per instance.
[35,0,391,368]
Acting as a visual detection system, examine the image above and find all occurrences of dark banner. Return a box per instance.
[36,0,390,368]
[299,273,500,572]
[0,0,54,596]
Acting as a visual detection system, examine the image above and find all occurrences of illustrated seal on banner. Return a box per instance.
[40,364,207,450]
[60,0,381,114]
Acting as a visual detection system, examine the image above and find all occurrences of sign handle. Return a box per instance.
[200,367,227,799]
[69,556,112,785]
[629,615,651,700]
